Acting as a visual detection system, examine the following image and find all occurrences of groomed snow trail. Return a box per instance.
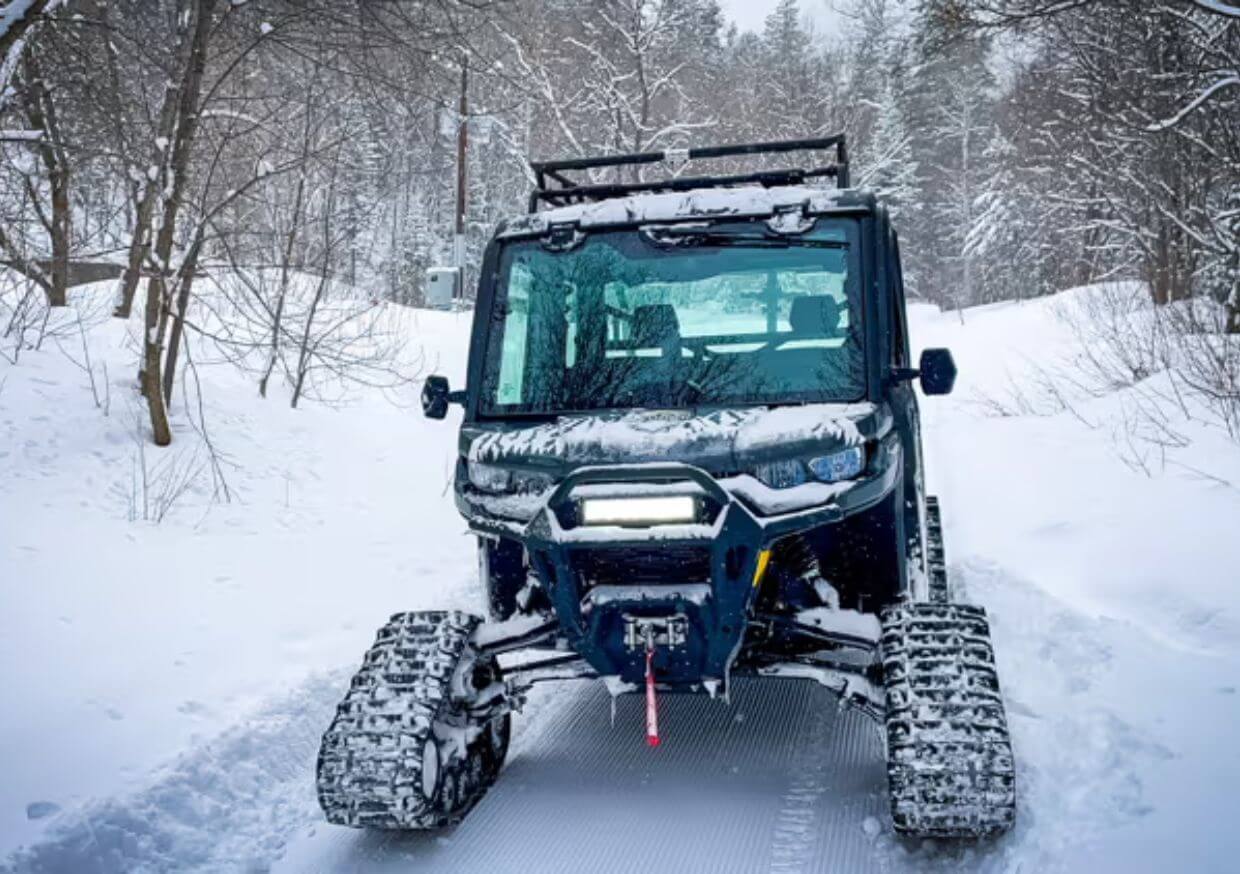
[282,679,887,874]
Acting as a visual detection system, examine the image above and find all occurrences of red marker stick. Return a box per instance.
[645,646,660,747]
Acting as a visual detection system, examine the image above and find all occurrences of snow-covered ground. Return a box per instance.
[2,283,1239,872]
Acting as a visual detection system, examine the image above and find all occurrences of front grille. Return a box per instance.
[574,544,713,589]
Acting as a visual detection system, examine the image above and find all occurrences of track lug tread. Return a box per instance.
[881,602,1016,838]
[316,611,510,830]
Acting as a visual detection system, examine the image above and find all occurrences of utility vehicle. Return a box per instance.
[316,137,1016,838]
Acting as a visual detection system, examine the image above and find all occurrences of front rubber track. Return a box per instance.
[316,610,510,830]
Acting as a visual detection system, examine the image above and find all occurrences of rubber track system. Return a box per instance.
[926,496,949,603]
[317,610,509,830]
[880,603,1016,838]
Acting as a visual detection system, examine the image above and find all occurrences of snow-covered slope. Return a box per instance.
[0,285,482,864]
[915,292,1240,873]
[2,285,1238,872]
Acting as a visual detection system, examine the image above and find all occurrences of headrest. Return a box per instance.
[632,304,681,348]
[789,295,843,337]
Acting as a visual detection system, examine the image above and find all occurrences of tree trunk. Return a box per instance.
[113,0,212,319]
[97,0,139,231]
[114,88,178,319]
[1147,220,1193,306]
[19,51,69,306]
[261,173,306,398]
[261,81,314,397]
[290,272,329,409]
[161,231,204,405]
[47,164,69,306]
[143,272,173,446]
[292,161,339,409]
[138,0,218,444]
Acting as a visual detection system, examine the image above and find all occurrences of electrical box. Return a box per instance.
[425,267,460,310]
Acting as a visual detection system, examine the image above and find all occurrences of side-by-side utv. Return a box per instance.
[316,137,1016,839]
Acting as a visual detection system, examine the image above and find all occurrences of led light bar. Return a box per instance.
[580,496,697,527]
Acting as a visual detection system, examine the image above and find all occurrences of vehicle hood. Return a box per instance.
[462,402,889,473]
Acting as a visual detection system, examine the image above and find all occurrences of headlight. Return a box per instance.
[752,446,866,489]
[467,462,553,494]
[511,470,555,493]
[753,459,808,489]
[807,446,865,483]
[467,461,513,493]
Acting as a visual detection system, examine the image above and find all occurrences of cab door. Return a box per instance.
[883,227,928,598]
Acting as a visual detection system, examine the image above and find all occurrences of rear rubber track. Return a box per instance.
[880,602,1016,838]
[926,496,949,603]
[317,610,509,829]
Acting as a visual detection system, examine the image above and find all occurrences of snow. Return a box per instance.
[720,472,856,514]
[584,583,712,607]
[467,403,873,467]
[0,277,477,863]
[3,280,1240,871]
[499,184,857,237]
[792,607,881,644]
[1145,73,1240,132]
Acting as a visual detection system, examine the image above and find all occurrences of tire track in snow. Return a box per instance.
[767,688,851,874]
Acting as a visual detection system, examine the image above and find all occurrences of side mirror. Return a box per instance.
[918,348,957,396]
[421,375,454,419]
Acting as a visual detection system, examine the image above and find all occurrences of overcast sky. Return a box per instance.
[717,0,845,36]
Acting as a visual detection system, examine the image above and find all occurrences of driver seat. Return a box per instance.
[632,304,683,360]
[789,295,843,338]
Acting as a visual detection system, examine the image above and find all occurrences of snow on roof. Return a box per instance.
[498,185,868,238]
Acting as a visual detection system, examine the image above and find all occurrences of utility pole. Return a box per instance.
[454,55,469,290]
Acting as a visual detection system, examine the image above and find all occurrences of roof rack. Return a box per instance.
[527,136,850,213]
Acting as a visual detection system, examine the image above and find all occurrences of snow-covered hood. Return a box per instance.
[463,403,889,472]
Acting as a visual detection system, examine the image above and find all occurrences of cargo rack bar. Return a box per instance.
[527,136,849,213]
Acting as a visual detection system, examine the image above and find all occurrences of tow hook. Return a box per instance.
[624,616,684,748]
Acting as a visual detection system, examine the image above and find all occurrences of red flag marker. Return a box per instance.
[645,646,660,747]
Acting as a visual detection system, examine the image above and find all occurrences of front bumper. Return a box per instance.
[509,456,900,690]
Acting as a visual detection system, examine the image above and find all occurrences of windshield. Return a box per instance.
[479,218,865,416]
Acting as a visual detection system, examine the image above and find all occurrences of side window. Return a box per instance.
[889,232,909,368]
